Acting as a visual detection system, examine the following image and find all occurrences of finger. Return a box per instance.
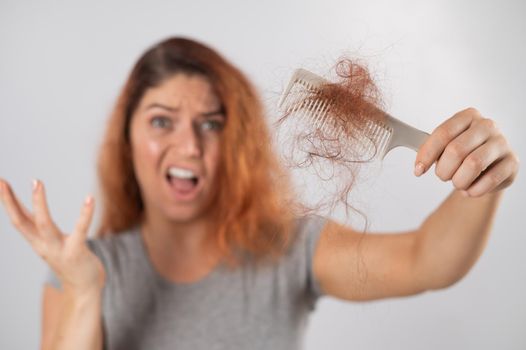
[0,179,34,219]
[464,155,517,197]
[451,136,509,190]
[0,179,34,223]
[70,195,95,246]
[415,108,480,176]
[435,118,497,181]
[0,179,38,243]
[32,180,61,241]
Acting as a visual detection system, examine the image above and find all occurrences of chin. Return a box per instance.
[163,204,211,223]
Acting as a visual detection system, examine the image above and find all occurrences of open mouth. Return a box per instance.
[166,174,199,190]
[165,166,201,197]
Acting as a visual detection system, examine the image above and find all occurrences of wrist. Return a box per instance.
[63,289,102,318]
[62,283,103,301]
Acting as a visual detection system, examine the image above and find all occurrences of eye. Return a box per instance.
[201,119,224,132]
[150,116,172,129]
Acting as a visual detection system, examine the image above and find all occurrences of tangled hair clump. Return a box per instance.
[275,58,388,225]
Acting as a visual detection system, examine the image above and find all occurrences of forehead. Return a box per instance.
[138,73,221,110]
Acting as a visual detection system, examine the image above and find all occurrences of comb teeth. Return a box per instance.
[362,118,393,159]
[279,68,430,162]
[279,68,394,161]
[332,117,392,161]
[281,80,332,134]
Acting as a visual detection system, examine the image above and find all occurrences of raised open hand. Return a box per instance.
[0,179,105,293]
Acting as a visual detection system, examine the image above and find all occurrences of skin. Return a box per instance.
[129,73,227,282]
[0,180,103,350]
[0,74,227,349]
[0,82,520,346]
[313,107,519,301]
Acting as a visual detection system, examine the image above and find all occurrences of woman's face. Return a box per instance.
[130,73,225,224]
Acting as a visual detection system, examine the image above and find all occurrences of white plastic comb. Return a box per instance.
[278,68,430,160]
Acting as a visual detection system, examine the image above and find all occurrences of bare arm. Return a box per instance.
[313,190,504,302]
[412,108,518,288]
[313,108,518,302]
[413,190,502,289]
[41,285,103,350]
[313,219,421,301]
[0,179,106,349]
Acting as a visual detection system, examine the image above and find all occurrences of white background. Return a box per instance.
[1,0,525,348]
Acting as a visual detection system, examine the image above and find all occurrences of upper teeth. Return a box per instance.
[168,167,196,179]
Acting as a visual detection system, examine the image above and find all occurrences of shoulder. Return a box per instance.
[273,214,329,307]
[294,214,328,235]
[88,226,139,251]
[278,213,329,270]
[86,226,141,271]
[288,214,328,253]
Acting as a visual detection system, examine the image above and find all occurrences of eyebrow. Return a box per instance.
[143,103,225,118]
[144,103,178,113]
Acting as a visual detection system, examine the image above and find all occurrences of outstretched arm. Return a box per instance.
[413,107,518,289]
[313,108,519,302]
[413,189,502,290]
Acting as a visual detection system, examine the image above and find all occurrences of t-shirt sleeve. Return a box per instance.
[305,215,327,299]
[296,214,328,310]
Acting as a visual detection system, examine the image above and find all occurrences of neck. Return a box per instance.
[139,208,222,282]
[140,209,215,256]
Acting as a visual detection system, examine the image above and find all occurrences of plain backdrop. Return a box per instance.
[1,0,525,348]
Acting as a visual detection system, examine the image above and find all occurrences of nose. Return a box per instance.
[175,120,202,159]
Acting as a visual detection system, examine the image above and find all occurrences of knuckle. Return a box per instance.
[506,157,518,177]
[494,134,508,148]
[420,149,434,163]
[423,148,435,159]
[488,172,503,187]
[434,165,449,181]
[464,107,480,116]
[480,118,497,130]
[452,177,468,190]
[446,142,465,159]
[435,127,453,144]
[465,154,484,171]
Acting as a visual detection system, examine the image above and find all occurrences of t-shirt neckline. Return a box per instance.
[132,225,224,290]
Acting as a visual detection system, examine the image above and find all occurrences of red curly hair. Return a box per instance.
[96,37,300,266]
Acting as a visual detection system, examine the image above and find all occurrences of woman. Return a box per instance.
[0,37,519,350]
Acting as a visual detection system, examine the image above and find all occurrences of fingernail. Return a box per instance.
[84,195,93,205]
[32,179,38,192]
[414,162,425,177]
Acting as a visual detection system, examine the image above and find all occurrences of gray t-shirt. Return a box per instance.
[44,214,327,350]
